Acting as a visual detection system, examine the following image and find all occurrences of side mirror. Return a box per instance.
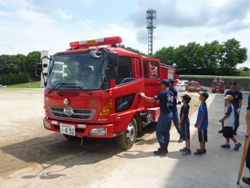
[105,68,118,81]
[35,64,43,77]
[107,51,119,68]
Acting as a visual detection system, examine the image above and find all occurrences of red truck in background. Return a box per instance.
[187,80,200,92]
[211,77,225,93]
[35,36,179,150]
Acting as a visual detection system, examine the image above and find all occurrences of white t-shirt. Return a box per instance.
[224,104,235,128]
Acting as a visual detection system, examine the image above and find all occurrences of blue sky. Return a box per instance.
[1,0,250,68]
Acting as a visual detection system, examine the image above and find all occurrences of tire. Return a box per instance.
[117,117,137,150]
[63,134,80,141]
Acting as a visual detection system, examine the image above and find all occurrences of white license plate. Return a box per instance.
[60,124,75,136]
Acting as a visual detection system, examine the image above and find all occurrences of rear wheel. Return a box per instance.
[117,117,137,150]
[63,134,80,140]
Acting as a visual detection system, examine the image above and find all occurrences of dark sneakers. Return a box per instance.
[180,147,187,152]
[234,143,241,151]
[194,149,206,156]
[221,143,230,149]
[182,149,191,156]
[242,177,250,185]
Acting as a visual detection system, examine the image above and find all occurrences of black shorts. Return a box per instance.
[181,120,190,141]
[223,126,234,138]
[198,129,207,142]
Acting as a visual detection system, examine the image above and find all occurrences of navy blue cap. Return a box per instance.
[168,78,175,85]
[229,81,237,85]
[199,92,209,99]
[159,79,169,86]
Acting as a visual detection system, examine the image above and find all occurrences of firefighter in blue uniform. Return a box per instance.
[140,79,173,155]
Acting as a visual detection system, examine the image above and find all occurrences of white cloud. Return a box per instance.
[0,10,12,17]
[16,9,55,24]
[57,10,72,20]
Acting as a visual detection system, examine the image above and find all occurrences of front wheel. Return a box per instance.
[117,118,137,150]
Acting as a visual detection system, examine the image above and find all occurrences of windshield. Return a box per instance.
[188,82,197,86]
[46,52,106,90]
[212,82,223,86]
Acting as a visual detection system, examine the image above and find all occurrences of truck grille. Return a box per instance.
[48,106,96,120]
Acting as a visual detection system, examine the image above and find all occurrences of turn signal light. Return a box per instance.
[99,101,113,116]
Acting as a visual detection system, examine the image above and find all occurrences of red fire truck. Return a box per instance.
[35,36,179,150]
[211,77,225,93]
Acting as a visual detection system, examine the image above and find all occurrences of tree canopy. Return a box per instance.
[153,38,248,76]
[0,51,40,85]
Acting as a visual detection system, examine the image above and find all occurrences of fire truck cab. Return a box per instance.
[211,77,225,93]
[35,36,179,150]
[187,80,200,92]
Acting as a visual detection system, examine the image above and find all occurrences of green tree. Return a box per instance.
[219,38,247,75]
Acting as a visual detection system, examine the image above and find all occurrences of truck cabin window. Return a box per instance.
[143,61,159,79]
[46,52,107,90]
[116,57,136,85]
[212,82,224,86]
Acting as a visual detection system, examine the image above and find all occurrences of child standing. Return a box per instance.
[178,94,192,155]
[194,92,209,156]
[219,95,241,150]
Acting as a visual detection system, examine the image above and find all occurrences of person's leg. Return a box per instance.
[242,146,250,185]
[154,113,170,155]
[231,137,237,143]
[234,105,239,134]
[163,112,173,153]
[200,142,205,150]
[186,140,190,149]
[155,114,165,146]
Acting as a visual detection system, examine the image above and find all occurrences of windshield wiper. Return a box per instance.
[48,83,67,94]
[74,85,93,96]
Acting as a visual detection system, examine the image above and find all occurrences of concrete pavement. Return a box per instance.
[89,92,250,188]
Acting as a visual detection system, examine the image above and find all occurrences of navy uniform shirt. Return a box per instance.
[180,104,190,121]
[169,87,178,107]
[154,90,173,113]
[225,90,243,106]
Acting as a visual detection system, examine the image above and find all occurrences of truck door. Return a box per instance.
[111,57,143,132]
[143,61,161,108]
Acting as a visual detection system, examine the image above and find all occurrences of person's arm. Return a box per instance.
[246,110,250,137]
[239,100,242,109]
[141,95,157,103]
[178,112,185,129]
[219,114,229,122]
[139,93,158,103]
[245,95,250,137]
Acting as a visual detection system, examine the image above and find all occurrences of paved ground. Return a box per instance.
[0,89,249,188]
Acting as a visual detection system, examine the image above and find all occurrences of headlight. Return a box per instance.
[44,121,51,129]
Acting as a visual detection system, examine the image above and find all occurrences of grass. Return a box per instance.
[2,81,41,88]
